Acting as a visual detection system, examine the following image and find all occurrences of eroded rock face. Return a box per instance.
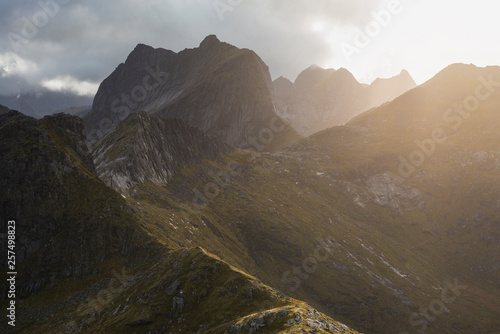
[0,111,156,297]
[43,112,96,174]
[84,35,298,150]
[92,112,232,193]
[367,173,423,211]
[273,66,416,136]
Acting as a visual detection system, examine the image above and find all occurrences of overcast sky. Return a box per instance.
[1,0,499,97]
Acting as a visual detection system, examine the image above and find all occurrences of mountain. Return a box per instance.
[0,90,94,118]
[93,111,232,193]
[84,35,299,150]
[272,76,293,96]
[0,110,360,333]
[120,64,500,333]
[0,111,157,296]
[0,103,10,114]
[54,105,92,118]
[367,69,416,107]
[4,32,499,333]
[273,66,416,136]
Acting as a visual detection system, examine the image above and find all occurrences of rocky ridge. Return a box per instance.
[0,110,360,333]
[84,35,299,150]
[92,111,232,193]
[273,66,416,136]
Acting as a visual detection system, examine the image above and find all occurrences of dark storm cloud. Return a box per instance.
[0,0,385,95]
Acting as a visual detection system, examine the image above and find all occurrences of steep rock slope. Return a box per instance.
[93,111,232,192]
[273,66,416,136]
[1,111,359,333]
[123,64,500,333]
[0,111,159,297]
[84,35,299,150]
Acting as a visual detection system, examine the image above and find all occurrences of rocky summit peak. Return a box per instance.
[199,34,221,48]
[400,69,410,77]
[127,43,155,58]
[85,35,298,149]
[305,64,324,71]
[274,65,416,135]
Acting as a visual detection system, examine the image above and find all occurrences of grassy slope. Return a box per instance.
[124,65,500,333]
[1,111,360,333]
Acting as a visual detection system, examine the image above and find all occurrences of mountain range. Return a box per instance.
[273,66,416,136]
[0,88,93,119]
[84,35,299,151]
[1,35,499,334]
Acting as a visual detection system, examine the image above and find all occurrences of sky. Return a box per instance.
[0,0,499,97]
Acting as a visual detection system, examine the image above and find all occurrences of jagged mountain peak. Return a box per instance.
[421,62,493,87]
[400,68,411,77]
[273,76,294,96]
[84,36,299,149]
[123,43,175,68]
[370,69,416,87]
[294,64,336,88]
[305,64,325,71]
[332,67,360,84]
[274,65,416,136]
[274,75,292,83]
[348,64,500,140]
[293,65,360,91]
[199,34,221,47]
[132,42,155,53]
[367,70,417,109]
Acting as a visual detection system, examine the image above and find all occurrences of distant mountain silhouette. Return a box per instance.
[0,89,93,118]
[273,66,416,135]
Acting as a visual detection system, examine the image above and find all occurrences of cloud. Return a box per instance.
[41,75,99,96]
[0,52,38,77]
[0,0,388,96]
[0,0,499,96]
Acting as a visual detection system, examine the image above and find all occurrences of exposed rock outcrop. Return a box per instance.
[92,112,232,192]
[0,111,158,297]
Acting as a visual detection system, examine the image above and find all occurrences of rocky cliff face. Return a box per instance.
[1,110,360,333]
[273,66,416,136]
[84,35,299,150]
[127,64,500,333]
[93,111,232,193]
[0,111,158,297]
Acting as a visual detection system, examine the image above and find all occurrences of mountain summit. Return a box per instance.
[84,35,299,150]
[273,66,416,135]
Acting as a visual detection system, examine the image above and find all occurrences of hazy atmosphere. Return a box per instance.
[2,1,500,333]
[1,0,499,97]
